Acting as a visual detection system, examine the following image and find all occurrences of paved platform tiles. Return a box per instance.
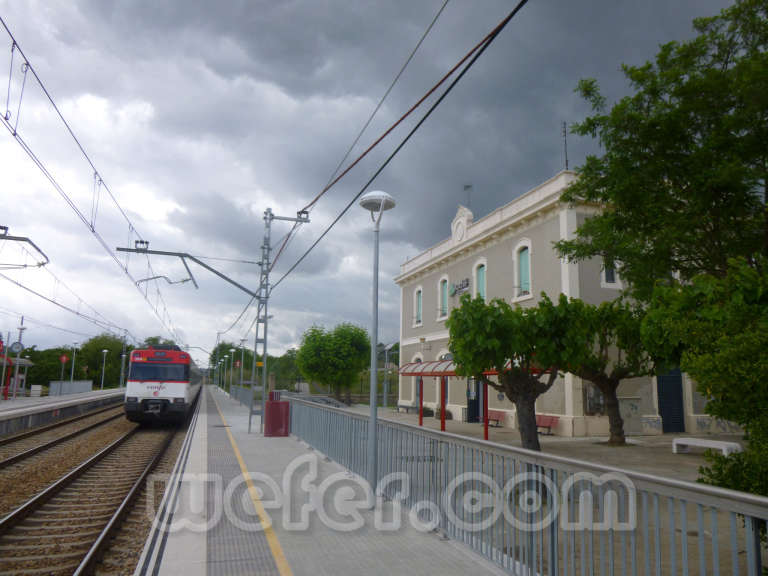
[152,386,508,576]
[348,405,743,482]
[0,387,124,415]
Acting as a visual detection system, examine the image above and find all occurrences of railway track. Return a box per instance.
[0,405,124,468]
[0,426,176,576]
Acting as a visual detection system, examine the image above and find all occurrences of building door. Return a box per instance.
[466,378,479,423]
[657,368,685,433]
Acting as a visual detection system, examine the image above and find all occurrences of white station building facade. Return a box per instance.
[395,171,728,437]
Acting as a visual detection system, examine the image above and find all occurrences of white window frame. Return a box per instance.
[600,259,623,290]
[512,238,534,303]
[437,275,449,321]
[413,285,423,327]
[473,258,488,301]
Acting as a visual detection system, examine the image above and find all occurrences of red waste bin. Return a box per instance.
[264,400,290,437]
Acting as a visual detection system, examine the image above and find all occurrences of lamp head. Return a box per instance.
[359,190,395,213]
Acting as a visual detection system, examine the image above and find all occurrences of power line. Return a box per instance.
[269,0,451,272]
[0,306,99,339]
[223,1,452,339]
[13,242,124,335]
[271,0,530,293]
[0,16,183,344]
[0,272,139,342]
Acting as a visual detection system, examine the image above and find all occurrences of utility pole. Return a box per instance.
[119,329,127,388]
[115,210,310,433]
[12,318,25,399]
[1,331,9,400]
[249,208,309,434]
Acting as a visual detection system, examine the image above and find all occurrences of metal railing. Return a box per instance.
[289,398,768,575]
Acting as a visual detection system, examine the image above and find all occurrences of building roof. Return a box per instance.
[394,170,577,284]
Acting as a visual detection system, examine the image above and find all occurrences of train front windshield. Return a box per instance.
[129,363,189,382]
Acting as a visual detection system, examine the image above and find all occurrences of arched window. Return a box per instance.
[414,287,423,325]
[513,239,533,302]
[518,246,530,296]
[438,277,448,318]
[474,261,487,301]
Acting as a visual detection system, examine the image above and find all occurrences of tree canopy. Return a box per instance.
[447,294,579,451]
[295,323,369,401]
[556,0,768,301]
[562,299,654,445]
[643,257,768,496]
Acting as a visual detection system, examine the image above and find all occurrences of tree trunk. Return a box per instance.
[515,393,541,451]
[602,382,626,445]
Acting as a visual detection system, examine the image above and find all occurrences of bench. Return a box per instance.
[487,409,506,427]
[672,437,742,456]
[536,414,559,435]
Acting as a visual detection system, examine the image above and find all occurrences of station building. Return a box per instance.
[395,171,728,437]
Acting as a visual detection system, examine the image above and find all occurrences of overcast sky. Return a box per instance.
[0,0,732,367]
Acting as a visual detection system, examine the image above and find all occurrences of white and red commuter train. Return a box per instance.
[124,345,201,423]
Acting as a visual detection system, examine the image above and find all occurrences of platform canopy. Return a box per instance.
[399,360,519,377]
[398,359,543,377]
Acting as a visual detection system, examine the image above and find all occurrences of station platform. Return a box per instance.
[138,385,507,576]
[0,388,124,436]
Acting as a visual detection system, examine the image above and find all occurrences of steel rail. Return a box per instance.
[0,427,137,536]
[0,411,124,469]
[73,428,176,576]
[0,402,121,447]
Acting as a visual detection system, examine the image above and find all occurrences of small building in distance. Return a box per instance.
[395,171,724,437]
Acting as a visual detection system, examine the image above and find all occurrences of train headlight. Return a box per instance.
[126,397,138,403]
[173,397,185,404]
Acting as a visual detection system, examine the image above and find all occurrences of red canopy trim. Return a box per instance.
[398,359,545,377]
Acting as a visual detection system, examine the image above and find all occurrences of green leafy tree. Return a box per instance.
[79,334,128,388]
[209,341,257,388]
[564,299,654,445]
[270,348,300,389]
[143,335,177,347]
[556,0,768,302]
[296,323,369,401]
[643,258,768,496]
[447,294,578,451]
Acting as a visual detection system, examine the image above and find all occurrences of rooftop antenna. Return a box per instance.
[463,184,473,212]
[562,121,569,170]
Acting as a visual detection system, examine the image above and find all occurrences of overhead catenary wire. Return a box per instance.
[0,16,183,345]
[268,0,451,273]
[12,242,124,334]
[0,306,100,339]
[271,0,530,294]
[222,1,453,339]
[0,272,139,341]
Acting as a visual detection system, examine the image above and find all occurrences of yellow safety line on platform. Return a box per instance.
[210,389,293,576]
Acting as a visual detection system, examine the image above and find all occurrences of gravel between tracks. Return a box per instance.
[0,405,124,461]
[0,417,137,517]
[0,428,172,575]
[94,428,187,576]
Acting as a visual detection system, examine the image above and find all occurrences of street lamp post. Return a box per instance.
[100,349,108,390]
[229,348,235,391]
[70,342,79,385]
[223,355,229,391]
[239,339,246,386]
[359,190,395,501]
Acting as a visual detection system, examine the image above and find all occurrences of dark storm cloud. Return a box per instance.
[0,0,734,352]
